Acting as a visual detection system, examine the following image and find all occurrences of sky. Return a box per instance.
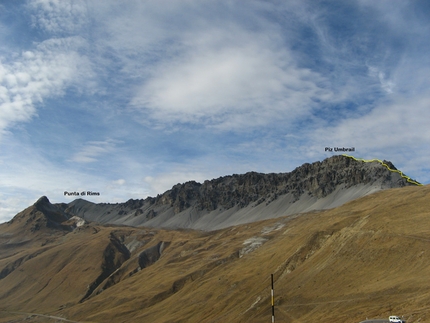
[1,0,430,223]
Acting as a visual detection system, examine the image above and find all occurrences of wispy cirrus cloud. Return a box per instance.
[71,139,120,163]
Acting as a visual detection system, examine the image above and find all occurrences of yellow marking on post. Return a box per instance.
[342,154,423,186]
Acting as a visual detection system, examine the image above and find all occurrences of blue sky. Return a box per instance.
[1,0,430,223]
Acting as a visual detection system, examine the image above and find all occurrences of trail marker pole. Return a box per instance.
[271,274,275,323]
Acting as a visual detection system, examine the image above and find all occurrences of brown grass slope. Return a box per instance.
[0,185,429,322]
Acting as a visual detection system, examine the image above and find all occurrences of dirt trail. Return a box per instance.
[1,311,82,322]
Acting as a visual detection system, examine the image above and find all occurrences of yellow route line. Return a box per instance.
[342,154,423,186]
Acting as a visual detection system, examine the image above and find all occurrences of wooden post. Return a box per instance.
[271,274,275,323]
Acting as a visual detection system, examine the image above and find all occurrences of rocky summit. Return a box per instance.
[55,155,416,230]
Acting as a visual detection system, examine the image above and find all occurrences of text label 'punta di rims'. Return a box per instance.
[64,191,100,196]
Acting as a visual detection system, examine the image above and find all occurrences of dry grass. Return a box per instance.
[1,185,430,322]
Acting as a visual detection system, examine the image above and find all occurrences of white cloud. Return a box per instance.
[347,97,427,147]
[71,139,119,163]
[28,0,89,35]
[368,66,395,94]
[132,27,332,129]
[106,178,127,192]
[113,179,126,186]
[0,36,92,138]
[378,72,395,94]
[81,1,333,130]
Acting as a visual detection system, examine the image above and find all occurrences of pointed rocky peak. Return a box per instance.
[32,196,68,222]
[34,196,51,209]
[7,196,73,233]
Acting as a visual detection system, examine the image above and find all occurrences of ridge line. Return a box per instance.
[342,154,423,186]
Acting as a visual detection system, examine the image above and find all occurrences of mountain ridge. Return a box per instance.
[3,155,418,232]
[58,155,417,230]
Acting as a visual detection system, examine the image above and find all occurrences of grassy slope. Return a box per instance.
[0,185,429,323]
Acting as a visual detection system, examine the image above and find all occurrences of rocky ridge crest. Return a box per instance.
[150,155,403,214]
[60,155,416,230]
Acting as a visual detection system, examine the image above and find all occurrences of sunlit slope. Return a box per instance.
[1,185,429,323]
